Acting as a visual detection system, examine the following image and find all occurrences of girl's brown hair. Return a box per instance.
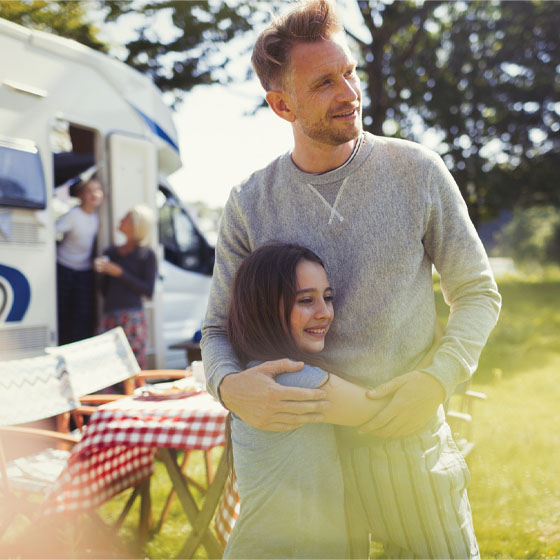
[224,243,329,473]
[227,242,327,367]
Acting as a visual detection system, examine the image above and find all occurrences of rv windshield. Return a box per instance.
[0,139,46,210]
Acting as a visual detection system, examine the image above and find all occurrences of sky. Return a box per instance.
[168,82,293,209]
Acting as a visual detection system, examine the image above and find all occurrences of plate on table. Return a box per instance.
[133,378,204,401]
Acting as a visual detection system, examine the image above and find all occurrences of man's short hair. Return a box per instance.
[252,0,344,92]
[69,175,98,198]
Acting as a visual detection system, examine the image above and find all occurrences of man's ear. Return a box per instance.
[266,90,296,123]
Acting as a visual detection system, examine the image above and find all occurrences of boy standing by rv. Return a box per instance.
[55,177,103,344]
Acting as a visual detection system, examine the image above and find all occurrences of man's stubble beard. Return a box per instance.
[299,108,363,146]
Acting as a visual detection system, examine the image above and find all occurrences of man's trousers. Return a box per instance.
[337,407,480,559]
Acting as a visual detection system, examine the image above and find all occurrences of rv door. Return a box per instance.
[105,133,163,368]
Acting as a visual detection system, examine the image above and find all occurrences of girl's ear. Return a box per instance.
[266,90,296,123]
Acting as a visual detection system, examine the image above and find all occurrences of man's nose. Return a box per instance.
[336,77,359,103]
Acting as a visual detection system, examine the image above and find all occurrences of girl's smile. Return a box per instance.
[289,260,334,353]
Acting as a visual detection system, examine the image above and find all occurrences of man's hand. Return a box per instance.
[358,371,445,438]
[219,359,330,432]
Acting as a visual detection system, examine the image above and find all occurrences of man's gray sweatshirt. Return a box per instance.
[201,133,501,402]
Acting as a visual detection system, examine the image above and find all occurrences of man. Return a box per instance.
[202,0,501,557]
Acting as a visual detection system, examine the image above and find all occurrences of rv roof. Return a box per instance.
[0,17,180,162]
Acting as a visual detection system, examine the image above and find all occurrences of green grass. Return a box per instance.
[96,447,224,559]
[467,360,560,559]
[433,271,560,560]
[434,272,558,376]
[2,271,559,558]
[102,271,560,559]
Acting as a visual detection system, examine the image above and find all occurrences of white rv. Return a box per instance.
[0,18,213,368]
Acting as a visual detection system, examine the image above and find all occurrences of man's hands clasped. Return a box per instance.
[219,360,445,437]
[359,370,445,439]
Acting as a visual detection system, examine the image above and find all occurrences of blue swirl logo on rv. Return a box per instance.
[0,264,31,322]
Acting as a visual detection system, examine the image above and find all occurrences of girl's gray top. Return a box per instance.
[202,132,501,401]
[226,363,348,558]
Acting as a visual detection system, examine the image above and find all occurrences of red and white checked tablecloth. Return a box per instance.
[41,392,239,544]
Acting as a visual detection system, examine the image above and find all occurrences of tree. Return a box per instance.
[4,0,557,223]
[118,0,557,223]
[104,0,269,99]
[494,206,560,264]
[0,0,108,51]
[348,0,560,225]
[0,0,266,98]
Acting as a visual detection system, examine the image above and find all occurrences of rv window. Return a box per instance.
[173,208,200,253]
[0,140,46,210]
[158,202,200,254]
[159,203,177,250]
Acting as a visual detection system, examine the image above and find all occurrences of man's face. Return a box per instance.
[284,34,362,146]
[80,179,104,209]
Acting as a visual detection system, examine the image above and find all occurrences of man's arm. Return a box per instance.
[358,151,501,438]
[219,360,329,431]
[318,374,389,426]
[201,190,329,431]
[317,322,441,427]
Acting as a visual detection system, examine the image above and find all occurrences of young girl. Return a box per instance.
[224,242,439,559]
[94,204,157,369]
[56,177,104,344]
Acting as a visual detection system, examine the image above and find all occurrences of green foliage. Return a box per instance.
[103,0,559,225]
[0,0,108,52]
[3,0,557,225]
[111,0,268,98]
[493,206,560,265]
[351,0,560,225]
[116,0,557,222]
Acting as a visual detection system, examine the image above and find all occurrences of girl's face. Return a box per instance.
[289,259,334,354]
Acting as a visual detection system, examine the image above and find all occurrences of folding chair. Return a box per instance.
[0,354,80,538]
[45,326,187,403]
[44,327,141,398]
[45,327,189,537]
[446,382,488,457]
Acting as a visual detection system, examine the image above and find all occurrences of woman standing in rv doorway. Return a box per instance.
[95,204,157,369]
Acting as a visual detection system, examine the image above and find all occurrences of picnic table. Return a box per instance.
[41,389,239,557]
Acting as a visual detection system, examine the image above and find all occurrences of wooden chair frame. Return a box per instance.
[446,389,487,457]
